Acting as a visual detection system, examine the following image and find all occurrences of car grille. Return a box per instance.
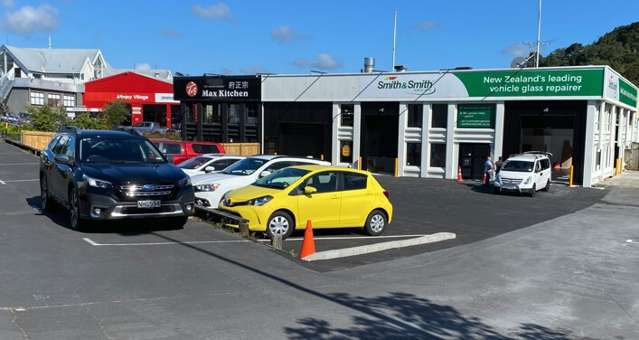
[501,178,522,185]
[118,184,175,198]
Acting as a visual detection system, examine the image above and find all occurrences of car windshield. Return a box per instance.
[501,160,534,172]
[253,168,310,189]
[178,156,212,169]
[221,157,268,176]
[79,136,166,164]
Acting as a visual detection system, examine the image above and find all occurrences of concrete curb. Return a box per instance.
[302,232,456,262]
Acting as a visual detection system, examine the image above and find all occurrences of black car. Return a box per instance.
[39,127,195,230]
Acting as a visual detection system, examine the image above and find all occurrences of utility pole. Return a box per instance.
[535,0,542,68]
[392,9,397,69]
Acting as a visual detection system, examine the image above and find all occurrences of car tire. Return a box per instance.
[40,175,51,212]
[68,188,86,231]
[364,209,387,236]
[169,216,188,229]
[266,211,294,239]
[542,179,550,192]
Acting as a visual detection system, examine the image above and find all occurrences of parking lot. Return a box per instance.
[0,141,609,273]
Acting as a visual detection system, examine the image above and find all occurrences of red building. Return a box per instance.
[83,71,179,127]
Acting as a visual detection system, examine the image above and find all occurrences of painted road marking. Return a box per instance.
[255,234,431,242]
[0,180,5,185]
[0,179,38,184]
[302,232,457,261]
[0,162,38,166]
[82,237,250,247]
[626,239,638,244]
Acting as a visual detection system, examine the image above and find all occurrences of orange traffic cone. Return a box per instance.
[456,166,463,183]
[299,219,316,260]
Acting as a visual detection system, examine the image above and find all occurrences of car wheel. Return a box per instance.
[40,176,51,212]
[170,216,188,229]
[68,189,85,231]
[542,179,550,192]
[529,184,536,197]
[266,211,294,239]
[364,210,387,236]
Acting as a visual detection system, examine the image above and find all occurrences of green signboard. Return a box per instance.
[453,68,604,98]
[457,104,495,128]
[619,78,638,107]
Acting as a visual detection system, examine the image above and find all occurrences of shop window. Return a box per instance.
[47,94,61,107]
[407,104,423,128]
[228,104,242,125]
[340,140,352,163]
[340,104,354,127]
[431,104,447,128]
[430,143,446,168]
[63,95,75,107]
[204,104,220,124]
[30,92,44,105]
[406,142,421,166]
[596,149,601,170]
[247,104,258,126]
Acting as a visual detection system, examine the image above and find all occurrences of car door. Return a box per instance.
[49,135,69,201]
[534,161,544,190]
[541,158,551,187]
[338,172,371,226]
[294,171,340,228]
[57,135,76,203]
[41,135,61,195]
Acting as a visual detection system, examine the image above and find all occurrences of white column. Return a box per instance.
[352,103,361,168]
[397,103,408,176]
[420,104,431,178]
[331,103,339,165]
[493,102,505,160]
[445,103,457,179]
[582,101,598,187]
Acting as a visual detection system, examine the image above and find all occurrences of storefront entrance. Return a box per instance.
[503,101,587,184]
[361,102,398,174]
[459,143,491,180]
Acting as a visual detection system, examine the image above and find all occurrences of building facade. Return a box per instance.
[259,66,638,187]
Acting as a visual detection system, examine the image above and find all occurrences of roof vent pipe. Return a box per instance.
[362,57,375,73]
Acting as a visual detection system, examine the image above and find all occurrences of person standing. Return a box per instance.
[495,156,504,173]
[483,156,494,187]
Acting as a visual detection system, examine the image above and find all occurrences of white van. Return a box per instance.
[494,152,552,196]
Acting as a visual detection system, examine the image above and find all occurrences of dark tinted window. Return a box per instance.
[541,159,550,170]
[192,143,220,154]
[342,172,367,190]
[47,135,61,151]
[407,104,423,128]
[406,143,421,166]
[265,161,298,172]
[432,104,448,128]
[64,136,76,158]
[211,158,239,170]
[178,156,213,169]
[52,135,69,155]
[430,143,446,167]
[300,172,338,193]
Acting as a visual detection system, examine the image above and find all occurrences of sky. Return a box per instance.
[1,0,638,75]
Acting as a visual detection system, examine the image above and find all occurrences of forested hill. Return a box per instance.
[540,22,639,85]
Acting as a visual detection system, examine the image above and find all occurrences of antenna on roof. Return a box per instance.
[48,33,52,49]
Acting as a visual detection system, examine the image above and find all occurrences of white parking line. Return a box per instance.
[255,234,431,242]
[0,180,5,185]
[0,179,38,184]
[82,237,250,247]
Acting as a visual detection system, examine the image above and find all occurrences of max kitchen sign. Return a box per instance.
[173,75,261,102]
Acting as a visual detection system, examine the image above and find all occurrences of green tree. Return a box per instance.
[73,113,106,130]
[28,105,68,132]
[101,99,129,128]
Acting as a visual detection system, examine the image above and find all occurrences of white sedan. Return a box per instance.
[192,155,330,208]
[177,154,244,177]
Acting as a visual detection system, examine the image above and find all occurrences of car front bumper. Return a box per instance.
[494,181,534,193]
[216,204,269,232]
[79,189,195,220]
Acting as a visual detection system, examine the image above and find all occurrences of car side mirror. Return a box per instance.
[55,154,73,166]
[204,166,216,173]
[260,170,272,178]
[303,186,317,195]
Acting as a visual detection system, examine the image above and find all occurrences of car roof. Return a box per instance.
[289,164,369,174]
[506,153,547,162]
[67,129,144,139]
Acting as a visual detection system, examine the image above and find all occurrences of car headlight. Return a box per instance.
[248,195,273,206]
[179,176,191,187]
[83,175,112,189]
[195,183,220,192]
[523,176,533,185]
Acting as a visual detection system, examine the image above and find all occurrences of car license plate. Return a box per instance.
[137,200,161,209]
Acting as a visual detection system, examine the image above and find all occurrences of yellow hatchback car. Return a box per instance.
[218,165,393,238]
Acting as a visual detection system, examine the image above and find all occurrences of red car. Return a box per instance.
[152,139,225,165]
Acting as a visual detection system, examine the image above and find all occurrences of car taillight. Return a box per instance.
[383,190,390,200]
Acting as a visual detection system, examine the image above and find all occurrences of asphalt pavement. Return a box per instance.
[0,140,636,339]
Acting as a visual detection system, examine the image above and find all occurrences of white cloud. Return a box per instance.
[272,26,303,43]
[503,42,533,58]
[193,2,231,20]
[4,5,58,35]
[293,53,341,70]
[135,63,152,71]
[416,20,438,31]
